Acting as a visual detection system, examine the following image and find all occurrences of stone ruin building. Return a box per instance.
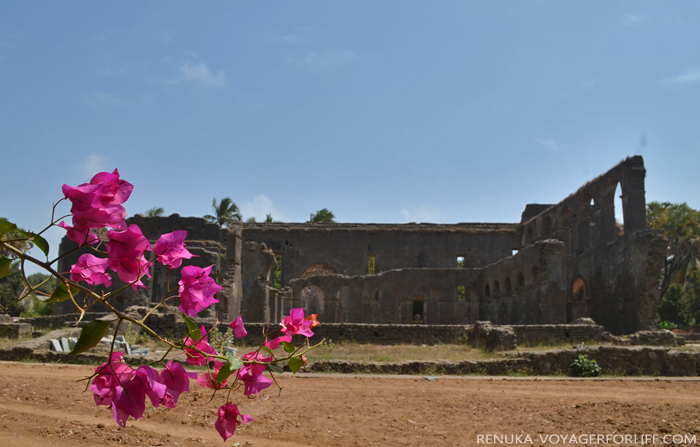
[56,156,667,335]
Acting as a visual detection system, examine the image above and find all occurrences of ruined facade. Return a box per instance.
[56,156,666,334]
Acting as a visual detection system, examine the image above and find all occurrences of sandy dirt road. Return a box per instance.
[1,362,699,447]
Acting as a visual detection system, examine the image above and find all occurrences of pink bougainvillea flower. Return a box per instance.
[106,224,152,289]
[62,169,132,232]
[91,352,154,426]
[91,352,134,408]
[88,169,133,205]
[58,221,99,246]
[215,402,253,442]
[264,335,292,350]
[230,316,247,338]
[154,230,196,269]
[70,253,112,287]
[196,360,227,389]
[159,360,197,408]
[134,365,168,408]
[178,265,222,316]
[280,308,314,338]
[236,352,273,396]
[183,326,218,366]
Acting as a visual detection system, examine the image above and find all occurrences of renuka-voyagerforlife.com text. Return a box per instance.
[476,433,697,445]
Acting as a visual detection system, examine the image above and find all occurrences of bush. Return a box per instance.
[658,283,693,327]
[570,354,601,377]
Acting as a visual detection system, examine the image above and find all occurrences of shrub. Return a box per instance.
[570,354,601,377]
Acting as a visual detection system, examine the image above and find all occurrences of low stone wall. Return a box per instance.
[308,346,700,376]
[136,312,470,346]
[0,323,33,339]
[17,312,110,329]
[511,324,611,346]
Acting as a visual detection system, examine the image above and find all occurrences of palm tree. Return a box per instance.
[308,208,336,223]
[204,198,242,228]
[145,207,165,217]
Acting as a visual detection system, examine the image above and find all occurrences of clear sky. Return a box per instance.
[1,1,699,266]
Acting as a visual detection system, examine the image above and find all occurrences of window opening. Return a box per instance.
[412,300,425,324]
[367,255,376,275]
[457,256,465,268]
[457,285,466,301]
[273,254,283,288]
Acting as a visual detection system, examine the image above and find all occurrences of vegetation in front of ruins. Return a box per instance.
[0,261,56,316]
[570,354,602,377]
[648,201,700,327]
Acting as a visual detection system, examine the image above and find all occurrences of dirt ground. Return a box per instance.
[1,362,699,447]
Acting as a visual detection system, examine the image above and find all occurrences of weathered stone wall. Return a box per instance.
[17,312,109,329]
[286,268,481,325]
[515,156,667,334]
[242,222,517,289]
[481,240,567,325]
[307,346,700,376]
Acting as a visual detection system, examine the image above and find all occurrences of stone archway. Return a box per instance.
[568,276,589,322]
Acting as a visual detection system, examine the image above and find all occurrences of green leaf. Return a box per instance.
[226,352,235,364]
[182,314,201,341]
[32,234,49,257]
[0,256,11,279]
[281,341,296,354]
[0,218,17,236]
[45,281,80,303]
[69,319,114,355]
[260,346,274,357]
[288,357,304,374]
[268,363,283,374]
[215,356,244,386]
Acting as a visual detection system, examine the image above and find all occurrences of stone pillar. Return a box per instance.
[621,166,648,235]
[218,224,243,321]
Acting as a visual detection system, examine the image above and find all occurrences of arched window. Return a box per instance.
[516,271,525,289]
[504,276,512,292]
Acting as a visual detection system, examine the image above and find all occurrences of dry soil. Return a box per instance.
[1,362,699,447]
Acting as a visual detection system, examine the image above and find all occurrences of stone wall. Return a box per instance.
[242,222,517,290]
[287,268,481,325]
[515,156,667,334]
[481,240,567,325]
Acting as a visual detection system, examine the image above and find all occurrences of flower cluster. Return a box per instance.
[91,353,196,425]
[55,170,323,442]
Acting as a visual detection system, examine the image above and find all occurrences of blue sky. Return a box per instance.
[1,1,699,265]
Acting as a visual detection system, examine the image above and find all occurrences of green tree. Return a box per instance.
[647,202,700,298]
[145,207,165,217]
[204,198,242,228]
[0,261,25,316]
[0,264,57,317]
[308,208,336,223]
[246,217,256,223]
[658,283,693,327]
[265,213,274,223]
[0,217,32,259]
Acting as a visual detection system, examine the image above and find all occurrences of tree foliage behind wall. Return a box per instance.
[648,202,700,327]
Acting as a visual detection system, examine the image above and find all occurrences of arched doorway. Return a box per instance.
[568,276,589,322]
